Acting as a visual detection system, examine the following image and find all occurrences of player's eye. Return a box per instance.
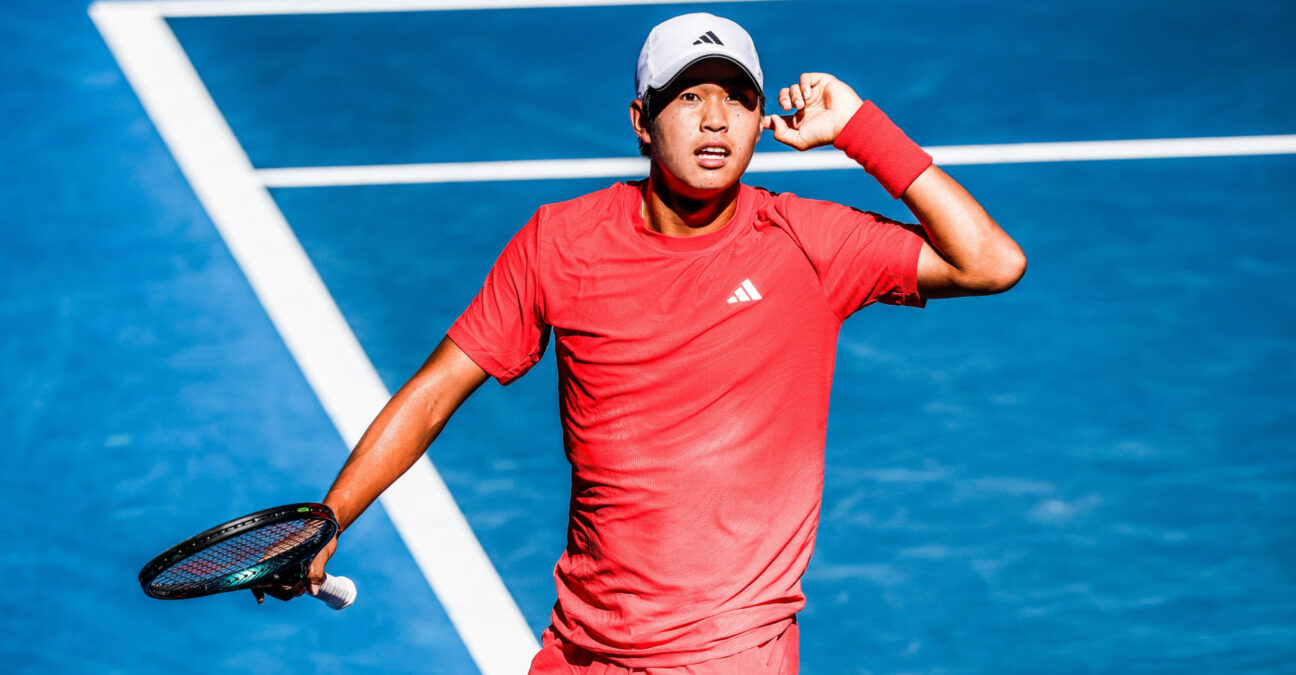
[679,92,701,102]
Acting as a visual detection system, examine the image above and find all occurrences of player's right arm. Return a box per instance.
[255,336,487,602]
[322,336,487,531]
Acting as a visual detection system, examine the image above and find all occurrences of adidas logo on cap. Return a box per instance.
[693,31,723,45]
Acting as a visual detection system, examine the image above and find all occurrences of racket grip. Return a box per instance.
[315,573,357,610]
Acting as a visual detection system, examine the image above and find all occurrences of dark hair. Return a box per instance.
[637,89,665,157]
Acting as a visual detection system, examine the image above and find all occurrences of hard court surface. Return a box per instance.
[3,0,1295,672]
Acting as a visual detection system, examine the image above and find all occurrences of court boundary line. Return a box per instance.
[107,0,765,18]
[254,134,1296,187]
[89,2,558,673]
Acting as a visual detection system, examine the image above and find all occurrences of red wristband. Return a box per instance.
[832,100,933,198]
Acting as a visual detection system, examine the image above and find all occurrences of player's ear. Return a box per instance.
[629,100,652,146]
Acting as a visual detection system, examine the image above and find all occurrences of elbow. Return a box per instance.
[966,245,1027,295]
[991,246,1027,293]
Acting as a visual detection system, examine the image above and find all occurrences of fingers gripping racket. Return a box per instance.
[139,503,357,610]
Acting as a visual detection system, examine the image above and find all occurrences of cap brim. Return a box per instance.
[645,54,762,104]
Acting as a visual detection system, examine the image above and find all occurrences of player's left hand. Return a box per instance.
[762,73,864,151]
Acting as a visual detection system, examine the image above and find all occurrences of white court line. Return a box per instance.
[257,134,1296,187]
[89,3,541,673]
[114,0,763,18]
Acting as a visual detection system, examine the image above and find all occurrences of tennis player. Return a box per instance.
[266,12,1025,673]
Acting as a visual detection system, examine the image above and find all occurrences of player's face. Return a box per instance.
[637,59,762,198]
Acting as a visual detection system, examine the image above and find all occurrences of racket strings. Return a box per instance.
[149,519,330,594]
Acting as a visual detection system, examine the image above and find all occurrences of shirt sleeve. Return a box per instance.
[778,194,926,318]
[446,211,550,385]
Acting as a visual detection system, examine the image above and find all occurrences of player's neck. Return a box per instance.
[641,173,740,238]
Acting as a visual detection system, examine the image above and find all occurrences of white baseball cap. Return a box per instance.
[635,13,763,103]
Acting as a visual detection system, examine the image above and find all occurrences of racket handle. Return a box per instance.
[314,573,357,610]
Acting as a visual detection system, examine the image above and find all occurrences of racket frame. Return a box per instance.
[138,502,338,600]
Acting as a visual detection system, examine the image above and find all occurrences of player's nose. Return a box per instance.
[700,97,728,132]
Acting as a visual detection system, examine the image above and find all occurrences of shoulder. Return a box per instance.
[512,182,639,269]
[535,181,637,228]
[742,185,921,267]
[518,182,634,254]
[744,184,892,233]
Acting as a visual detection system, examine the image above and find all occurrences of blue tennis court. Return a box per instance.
[4,0,1295,672]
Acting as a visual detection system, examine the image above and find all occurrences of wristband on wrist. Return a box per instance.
[832,100,933,198]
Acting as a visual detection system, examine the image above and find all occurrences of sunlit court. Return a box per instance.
[5,0,1295,672]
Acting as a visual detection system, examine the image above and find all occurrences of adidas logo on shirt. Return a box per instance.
[727,279,763,304]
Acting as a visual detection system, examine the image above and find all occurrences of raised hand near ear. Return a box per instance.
[762,72,864,151]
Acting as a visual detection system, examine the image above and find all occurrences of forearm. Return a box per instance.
[902,166,1026,295]
[322,386,444,530]
[323,338,486,530]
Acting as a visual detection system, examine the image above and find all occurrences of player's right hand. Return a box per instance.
[305,536,338,598]
[251,536,338,604]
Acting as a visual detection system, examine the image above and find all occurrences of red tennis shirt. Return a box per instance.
[447,180,925,666]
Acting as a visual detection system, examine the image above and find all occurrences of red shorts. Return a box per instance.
[527,621,799,675]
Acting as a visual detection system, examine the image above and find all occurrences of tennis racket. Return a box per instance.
[139,502,357,610]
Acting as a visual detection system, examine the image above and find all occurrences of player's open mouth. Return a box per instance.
[695,144,731,168]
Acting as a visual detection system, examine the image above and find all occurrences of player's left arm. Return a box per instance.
[902,167,1026,298]
[763,72,1026,299]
